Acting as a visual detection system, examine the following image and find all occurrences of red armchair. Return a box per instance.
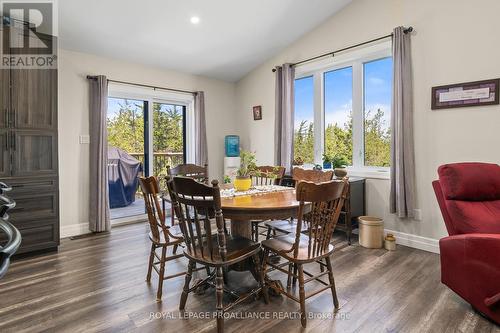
[433,162,500,324]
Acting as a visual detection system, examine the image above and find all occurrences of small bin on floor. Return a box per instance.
[358,216,384,249]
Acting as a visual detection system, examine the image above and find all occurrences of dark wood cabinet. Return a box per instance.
[0,26,59,255]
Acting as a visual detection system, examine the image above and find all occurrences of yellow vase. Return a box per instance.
[234,176,251,191]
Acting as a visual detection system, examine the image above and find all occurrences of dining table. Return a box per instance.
[220,185,303,239]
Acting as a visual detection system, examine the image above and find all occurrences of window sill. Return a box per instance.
[346,168,390,180]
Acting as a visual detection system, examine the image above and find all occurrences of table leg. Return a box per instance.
[230,219,252,239]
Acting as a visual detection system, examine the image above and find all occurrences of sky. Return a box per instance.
[295,57,392,130]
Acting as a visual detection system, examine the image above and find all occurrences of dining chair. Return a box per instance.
[264,167,334,237]
[169,176,268,333]
[250,165,286,242]
[139,176,206,301]
[161,163,208,226]
[261,179,348,328]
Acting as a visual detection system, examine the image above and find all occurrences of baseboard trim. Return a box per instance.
[61,222,91,239]
[384,229,440,254]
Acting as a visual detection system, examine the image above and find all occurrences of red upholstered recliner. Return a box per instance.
[433,162,500,324]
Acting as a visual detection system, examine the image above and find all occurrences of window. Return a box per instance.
[293,43,392,173]
[294,76,314,165]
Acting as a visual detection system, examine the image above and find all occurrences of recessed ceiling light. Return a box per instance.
[190,16,200,24]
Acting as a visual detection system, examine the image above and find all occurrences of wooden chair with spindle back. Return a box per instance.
[264,167,334,237]
[161,163,208,225]
[139,176,186,301]
[250,166,286,241]
[261,179,348,328]
[168,176,268,333]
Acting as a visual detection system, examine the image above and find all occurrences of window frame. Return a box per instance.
[294,41,392,177]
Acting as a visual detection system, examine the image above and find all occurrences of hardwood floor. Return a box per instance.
[0,223,497,333]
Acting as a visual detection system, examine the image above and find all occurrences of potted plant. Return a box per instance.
[234,150,257,191]
[322,153,334,169]
[331,155,348,178]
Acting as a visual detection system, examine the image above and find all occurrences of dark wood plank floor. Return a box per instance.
[0,223,498,333]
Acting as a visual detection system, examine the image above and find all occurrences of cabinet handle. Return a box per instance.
[4,132,8,150]
[10,132,15,150]
[4,108,9,126]
[12,108,16,127]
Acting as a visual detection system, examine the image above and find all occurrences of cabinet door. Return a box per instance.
[0,130,10,177]
[10,69,57,130]
[0,69,9,128]
[12,130,57,177]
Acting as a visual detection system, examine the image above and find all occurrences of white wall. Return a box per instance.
[235,0,500,243]
[58,49,237,237]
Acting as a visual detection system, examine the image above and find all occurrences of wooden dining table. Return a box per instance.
[220,186,303,239]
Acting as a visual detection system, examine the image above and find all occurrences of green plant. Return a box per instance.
[237,150,257,177]
[331,155,348,169]
[223,175,232,184]
[322,153,334,163]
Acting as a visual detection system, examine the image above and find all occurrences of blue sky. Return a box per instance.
[295,57,392,130]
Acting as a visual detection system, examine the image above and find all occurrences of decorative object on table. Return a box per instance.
[431,78,499,110]
[293,157,304,166]
[384,233,396,251]
[234,150,257,191]
[313,164,322,171]
[225,135,240,157]
[223,175,232,184]
[253,105,262,120]
[330,155,348,178]
[358,216,384,249]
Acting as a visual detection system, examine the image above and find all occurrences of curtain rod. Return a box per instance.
[86,76,197,95]
[272,26,413,72]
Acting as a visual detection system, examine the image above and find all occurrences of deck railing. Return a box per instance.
[130,152,184,175]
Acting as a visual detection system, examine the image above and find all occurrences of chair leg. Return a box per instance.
[253,254,269,304]
[266,226,272,240]
[319,258,325,273]
[292,263,298,286]
[216,266,224,333]
[325,256,340,309]
[180,260,195,310]
[286,262,293,290]
[146,243,155,282]
[298,264,307,328]
[205,265,211,276]
[173,244,179,254]
[156,245,167,301]
[171,205,175,226]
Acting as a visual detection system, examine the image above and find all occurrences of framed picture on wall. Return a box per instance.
[431,79,500,110]
[253,105,262,120]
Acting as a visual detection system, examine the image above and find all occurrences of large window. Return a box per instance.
[293,44,392,172]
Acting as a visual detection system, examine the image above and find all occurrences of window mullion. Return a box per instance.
[352,62,364,168]
[313,72,323,165]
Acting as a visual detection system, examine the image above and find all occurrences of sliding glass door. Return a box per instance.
[106,97,186,221]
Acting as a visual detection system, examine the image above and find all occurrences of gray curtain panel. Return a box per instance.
[89,75,111,232]
[274,63,295,173]
[194,91,208,166]
[390,27,416,218]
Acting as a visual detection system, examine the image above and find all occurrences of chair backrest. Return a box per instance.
[292,179,348,259]
[167,163,208,184]
[139,176,173,243]
[433,162,500,235]
[251,166,286,186]
[292,167,334,187]
[168,176,227,262]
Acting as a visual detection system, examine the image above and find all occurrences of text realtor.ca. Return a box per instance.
[1,2,57,69]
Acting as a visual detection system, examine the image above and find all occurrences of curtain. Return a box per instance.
[194,91,208,166]
[274,63,295,173]
[390,27,416,218]
[89,75,110,232]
